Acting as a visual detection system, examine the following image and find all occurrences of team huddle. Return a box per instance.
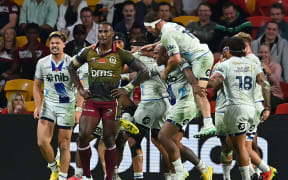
[33,12,277,180]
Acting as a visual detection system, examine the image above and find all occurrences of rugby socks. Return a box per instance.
[203,117,214,127]
[257,160,270,173]
[59,172,68,180]
[222,164,232,180]
[249,162,256,176]
[239,166,250,180]
[105,145,118,180]
[78,145,92,178]
[134,172,144,179]
[196,160,209,174]
[75,167,83,178]
[164,173,172,180]
[48,161,59,172]
[172,158,184,175]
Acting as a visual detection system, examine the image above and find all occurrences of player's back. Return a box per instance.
[219,56,262,106]
[161,22,210,63]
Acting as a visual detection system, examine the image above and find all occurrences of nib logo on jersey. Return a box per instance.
[46,72,69,82]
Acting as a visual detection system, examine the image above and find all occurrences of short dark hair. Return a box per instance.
[80,7,93,17]
[130,35,148,46]
[25,23,40,33]
[270,3,285,14]
[198,2,212,10]
[228,37,246,57]
[122,1,135,10]
[73,24,87,36]
[218,37,231,52]
[99,21,114,30]
[144,11,160,22]
[48,31,66,42]
[157,2,171,11]
[222,2,236,10]
[265,21,279,30]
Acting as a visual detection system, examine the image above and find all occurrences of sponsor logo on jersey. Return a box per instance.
[142,117,151,125]
[91,70,113,77]
[98,58,106,63]
[166,45,176,52]
[109,56,117,64]
[205,69,211,76]
[46,72,69,82]
[167,75,177,83]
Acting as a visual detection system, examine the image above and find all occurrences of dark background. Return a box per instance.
[0,114,286,180]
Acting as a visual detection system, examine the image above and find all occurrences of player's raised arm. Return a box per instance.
[256,72,271,122]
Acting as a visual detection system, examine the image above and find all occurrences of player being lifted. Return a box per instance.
[143,11,216,138]
[68,22,149,180]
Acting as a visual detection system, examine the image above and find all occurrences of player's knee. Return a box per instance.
[103,135,115,148]
[37,138,49,148]
[78,131,91,144]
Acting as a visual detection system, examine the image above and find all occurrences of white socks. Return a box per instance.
[172,158,184,174]
[222,164,232,180]
[203,117,214,127]
[164,173,172,180]
[48,161,59,172]
[257,160,270,173]
[134,172,144,179]
[196,160,208,174]
[75,167,83,178]
[59,172,67,180]
[239,166,250,180]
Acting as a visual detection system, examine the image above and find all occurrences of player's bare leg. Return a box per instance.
[193,80,216,138]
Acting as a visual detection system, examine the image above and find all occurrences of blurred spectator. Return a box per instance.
[17,23,49,80]
[129,24,145,40]
[114,1,145,42]
[64,24,91,56]
[207,0,249,21]
[113,32,126,49]
[251,21,288,82]
[256,3,288,41]
[259,43,284,114]
[157,2,173,22]
[1,93,27,114]
[186,2,216,50]
[0,28,19,81]
[18,0,58,44]
[0,0,19,35]
[97,0,126,24]
[75,7,98,44]
[174,0,203,16]
[57,0,88,38]
[130,35,148,53]
[135,0,158,23]
[93,4,108,24]
[211,2,252,52]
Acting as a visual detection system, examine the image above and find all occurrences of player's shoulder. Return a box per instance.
[38,54,51,64]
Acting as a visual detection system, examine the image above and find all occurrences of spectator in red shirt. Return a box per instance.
[17,23,49,80]
[0,0,19,35]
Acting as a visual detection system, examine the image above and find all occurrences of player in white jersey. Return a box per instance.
[154,43,213,180]
[208,37,272,180]
[33,32,75,180]
[143,11,216,138]
[234,32,277,180]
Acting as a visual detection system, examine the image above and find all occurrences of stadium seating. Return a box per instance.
[12,0,24,6]
[4,79,34,102]
[246,0,256,15]
[284,17,288,23]
[172,16,199,27]
[275,103,288,115]
[25,101,35,113]
[16,36,28,48]
[247,16,270,39]
[155,0,173,4]
[280,81,288,100]
[55,0,64,6]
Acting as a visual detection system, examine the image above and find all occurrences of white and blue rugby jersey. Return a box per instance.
[246,53,264,102]
[35,54,75,103]
[161,22,210,63]
[212,62,226,112]
[133,52,168,101]
[215,56,263,106]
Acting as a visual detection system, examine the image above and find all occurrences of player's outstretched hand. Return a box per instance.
[111,88,129,98]
[141,44,154,51]
[261,109,270,123]
[79,88,90,99]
